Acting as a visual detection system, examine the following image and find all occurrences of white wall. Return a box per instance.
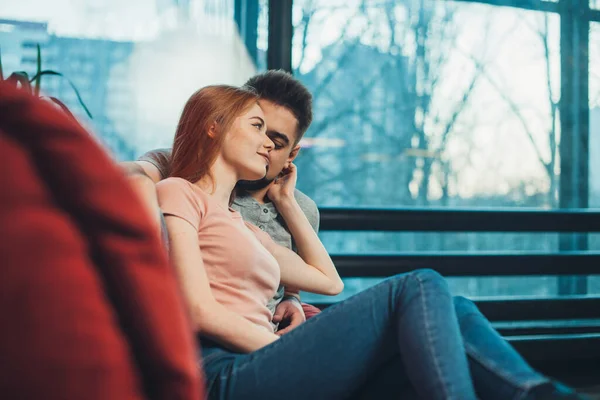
[119,18,257,154]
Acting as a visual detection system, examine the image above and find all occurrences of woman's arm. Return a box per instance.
[166,215,279,353]
[262,200,344,296]
[264,164,343,296]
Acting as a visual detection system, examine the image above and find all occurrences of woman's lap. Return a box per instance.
[200,285,398,399]
[200,270,473,400]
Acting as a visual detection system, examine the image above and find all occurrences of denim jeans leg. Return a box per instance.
[453,296,550,400]
[202,269,477,400]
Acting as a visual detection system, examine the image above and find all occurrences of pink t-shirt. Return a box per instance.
[156,177,280,333]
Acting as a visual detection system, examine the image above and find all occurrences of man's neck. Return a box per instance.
[246,182,273,205]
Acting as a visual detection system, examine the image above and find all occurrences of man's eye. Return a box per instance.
[273,142,284,149]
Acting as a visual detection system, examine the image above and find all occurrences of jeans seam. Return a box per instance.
[416,273,449,400]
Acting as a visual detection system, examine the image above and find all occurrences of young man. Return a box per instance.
[123,70,319,334]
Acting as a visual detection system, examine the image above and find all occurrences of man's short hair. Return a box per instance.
[244,70,313,143]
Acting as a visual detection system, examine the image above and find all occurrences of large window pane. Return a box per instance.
[293,0,560,208]
[0,0,267,160]
[291,0,569,302]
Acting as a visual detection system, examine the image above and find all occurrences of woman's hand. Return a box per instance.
[267,163,297,205]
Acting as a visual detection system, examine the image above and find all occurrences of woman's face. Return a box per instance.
[221,102,274,181]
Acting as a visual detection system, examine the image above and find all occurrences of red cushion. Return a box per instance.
[302,303,322,320]
[0,83,204,400]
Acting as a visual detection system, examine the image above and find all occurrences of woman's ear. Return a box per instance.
[208,122,218,138]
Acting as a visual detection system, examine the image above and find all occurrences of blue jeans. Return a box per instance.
[200,269,549,400]
[351,296,550,400]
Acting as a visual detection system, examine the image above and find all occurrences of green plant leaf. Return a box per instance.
[34,44,42,96]
[29,70,93,119]
[29,69,60,81]
[0,47,4,81]
[7,72,31,93]
[48,96,77,121]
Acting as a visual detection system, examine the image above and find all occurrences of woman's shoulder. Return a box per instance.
[157,178,209,201]
[156,177,212,220]
[157,176,192,190]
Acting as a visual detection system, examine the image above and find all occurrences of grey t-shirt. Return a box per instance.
[138,149,320,314]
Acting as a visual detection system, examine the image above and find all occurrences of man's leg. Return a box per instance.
[351,296,577,400]
[454,296,550,399]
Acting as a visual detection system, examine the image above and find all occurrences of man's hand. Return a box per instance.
[273,298,306,336]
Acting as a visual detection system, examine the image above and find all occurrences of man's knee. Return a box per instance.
[453,296,480,319]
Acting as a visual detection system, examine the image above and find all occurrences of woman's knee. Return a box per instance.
[411,268,443,281]
[389,268,448,293]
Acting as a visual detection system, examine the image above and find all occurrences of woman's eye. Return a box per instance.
[253,123,263,130]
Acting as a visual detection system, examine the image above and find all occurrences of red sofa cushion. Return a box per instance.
[0,83,204,400]
[302,303,322,319]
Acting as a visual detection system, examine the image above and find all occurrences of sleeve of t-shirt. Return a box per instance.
[137,148,172,180]
[309,206,320,233]
[156,177,204,230]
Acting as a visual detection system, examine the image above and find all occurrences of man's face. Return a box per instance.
[238,99,301,191]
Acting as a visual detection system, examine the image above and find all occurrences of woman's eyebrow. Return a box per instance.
[250,116,265,125]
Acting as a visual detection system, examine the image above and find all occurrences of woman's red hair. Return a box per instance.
[170,85,259,186]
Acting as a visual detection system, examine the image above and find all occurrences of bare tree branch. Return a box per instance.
[295,0,316,71]
[458,48,551,176]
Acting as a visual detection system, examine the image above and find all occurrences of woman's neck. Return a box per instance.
[194,159,237,210]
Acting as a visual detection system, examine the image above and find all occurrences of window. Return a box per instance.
[0,0,267,160]
[2,0,598,304]
[291,0,597,303]
[294,1,560,209]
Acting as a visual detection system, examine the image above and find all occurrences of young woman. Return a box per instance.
[156,85,585,400]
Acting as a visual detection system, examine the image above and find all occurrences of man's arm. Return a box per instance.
[121,148,172,181]
[128,173,162,230]
[120,148,173,231]
[121,160,162,183]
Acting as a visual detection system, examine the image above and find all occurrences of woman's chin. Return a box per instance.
[241,166,268,182]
